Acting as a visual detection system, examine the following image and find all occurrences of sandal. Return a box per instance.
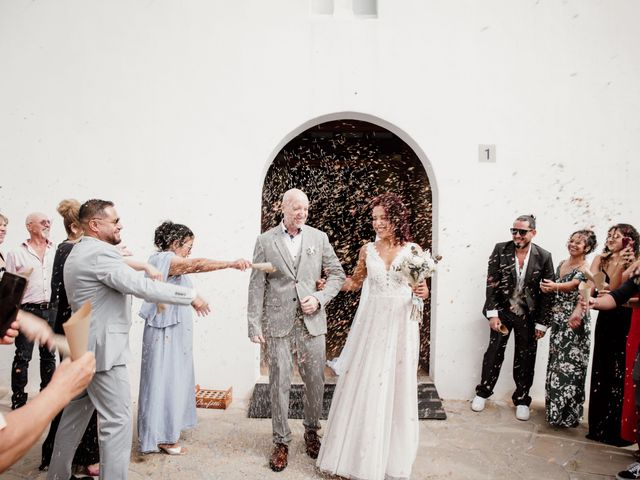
[158,444,186,455]
[86,464,100,477]
[71,464,99,478]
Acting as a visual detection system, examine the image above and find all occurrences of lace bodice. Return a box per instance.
[365,242,413,297]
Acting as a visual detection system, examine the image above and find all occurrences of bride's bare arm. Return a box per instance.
[169,256,251,276]
[342,245,368,291]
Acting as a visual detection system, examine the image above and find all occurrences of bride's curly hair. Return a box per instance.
[370,193,412,244]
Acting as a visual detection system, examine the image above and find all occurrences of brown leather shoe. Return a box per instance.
[304,430,321,459]
[269,443,288,472]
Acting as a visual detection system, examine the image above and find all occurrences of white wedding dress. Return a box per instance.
[317,242,420,480]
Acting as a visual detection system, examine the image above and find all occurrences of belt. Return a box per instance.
[21,302,50,310]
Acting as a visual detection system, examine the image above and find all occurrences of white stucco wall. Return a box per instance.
[1,0,638,406]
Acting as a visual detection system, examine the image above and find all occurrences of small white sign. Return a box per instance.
[479,144,496,163]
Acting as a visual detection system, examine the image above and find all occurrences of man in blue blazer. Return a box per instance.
[48,199,208,480]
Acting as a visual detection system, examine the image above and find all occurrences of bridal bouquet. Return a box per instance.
[395,246,437,322]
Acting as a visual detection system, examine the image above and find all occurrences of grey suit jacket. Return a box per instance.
[64,237,196,372]
[247,224,345,338]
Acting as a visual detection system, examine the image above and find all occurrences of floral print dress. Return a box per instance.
[545,264,590,427]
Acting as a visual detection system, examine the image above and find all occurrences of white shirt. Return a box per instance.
[5,239,55,304]
[486,247,533,319]
[514,247,532,295]
[0,411,6,431]
[280,222,303,262]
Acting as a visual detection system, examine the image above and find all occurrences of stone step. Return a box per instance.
[247,381,446,420]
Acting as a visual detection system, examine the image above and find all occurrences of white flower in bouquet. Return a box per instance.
[396,246,437,285]
[395,246,438,322]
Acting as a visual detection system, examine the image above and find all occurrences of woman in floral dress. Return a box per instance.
[540,229,597,427]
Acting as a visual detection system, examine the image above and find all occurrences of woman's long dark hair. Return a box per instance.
[370,192,412,244]
[601,223,639,269]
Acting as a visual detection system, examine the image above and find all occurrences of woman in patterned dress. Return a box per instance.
[540,230,597,427]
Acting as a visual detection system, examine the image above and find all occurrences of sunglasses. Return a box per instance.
[510,228,532,236]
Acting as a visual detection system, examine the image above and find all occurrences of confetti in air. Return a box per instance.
[259,120,434,371]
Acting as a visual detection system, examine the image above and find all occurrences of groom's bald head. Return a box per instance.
[282,188,308,207]
[281,189,309,233]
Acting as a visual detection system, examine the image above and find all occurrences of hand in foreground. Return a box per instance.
[567,298,589,328]
[488,317,502,333]
[568,315,582,329]
[145,264,163,281]
[230,259,252,271]
[1,320,19,345]
[191,296,211,316]
[48,351,96,403]
[535,328,546,340]
[16,310,55,350]
[620,246,636,266]
[250,335,265,344]
[411,281,429,299]
[539,279,556,294]
[300,295,319,315]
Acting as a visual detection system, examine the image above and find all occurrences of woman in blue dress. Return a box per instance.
[137,221,250,455]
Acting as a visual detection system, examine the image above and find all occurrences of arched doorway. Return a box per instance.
[260,119,433,373]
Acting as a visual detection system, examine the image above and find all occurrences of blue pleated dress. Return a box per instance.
[137,251,197,453]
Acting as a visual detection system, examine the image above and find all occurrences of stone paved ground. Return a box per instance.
[2,397,634,479]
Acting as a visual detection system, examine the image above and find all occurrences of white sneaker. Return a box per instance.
[516,405,530,421]
[617,462,640,480]
[471,395,486,412]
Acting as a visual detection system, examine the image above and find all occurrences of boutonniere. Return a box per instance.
[306,246,316,255]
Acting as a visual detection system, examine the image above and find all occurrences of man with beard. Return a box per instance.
[5,212,56,410]
[47,199,209,480]
[471,214,554,421]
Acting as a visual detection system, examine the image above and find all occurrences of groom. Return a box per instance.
[248,188,345,472]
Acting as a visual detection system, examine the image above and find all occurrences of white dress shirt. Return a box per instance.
[281,221,303,262]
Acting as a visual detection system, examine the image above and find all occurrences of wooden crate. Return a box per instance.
[195,385,232,409]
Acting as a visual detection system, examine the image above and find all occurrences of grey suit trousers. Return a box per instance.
[47,365,131,480]
[267,319,325,445]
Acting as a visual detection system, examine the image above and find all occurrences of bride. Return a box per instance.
[317,192,429,480]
